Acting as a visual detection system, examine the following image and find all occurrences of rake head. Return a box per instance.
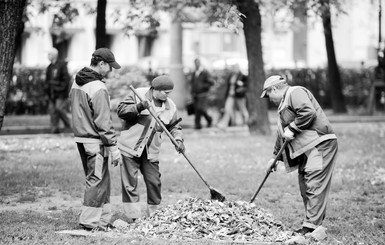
[210,187,226,202]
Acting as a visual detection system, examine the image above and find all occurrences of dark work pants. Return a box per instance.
[120,150,161,218]
[49,98,71,132]
[298,139,338,229]
[76,143,112,229]
[193,94,212,128]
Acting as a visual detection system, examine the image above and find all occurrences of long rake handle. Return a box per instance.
[129,86,213,189]
[250,141,289,203]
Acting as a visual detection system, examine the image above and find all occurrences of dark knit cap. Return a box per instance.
[151,75,174,91]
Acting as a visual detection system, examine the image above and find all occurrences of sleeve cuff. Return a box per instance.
[136,103,145,112]
[288,122,301,135]
[175,138,183,142]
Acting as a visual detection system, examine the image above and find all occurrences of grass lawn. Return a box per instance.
[0,122,385,244]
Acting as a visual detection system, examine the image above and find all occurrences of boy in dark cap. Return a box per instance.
[70,48,122,231]
[117,75,185,220]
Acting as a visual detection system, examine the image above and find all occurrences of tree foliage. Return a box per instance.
[27,0,79,28]
[106,0,244,36]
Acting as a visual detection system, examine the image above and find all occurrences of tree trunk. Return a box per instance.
[0,0,27,131]
[169,17,186,110]
[237,1,270,135]
[96,0,107,49]
[321,0,347,113]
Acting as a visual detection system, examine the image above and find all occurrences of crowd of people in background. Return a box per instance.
[216,63,249,129]
[34,50,252,132]
[188,58,250,130]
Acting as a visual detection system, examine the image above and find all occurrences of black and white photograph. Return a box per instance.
[0,0,384,244]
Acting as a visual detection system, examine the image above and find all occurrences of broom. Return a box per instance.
[129,86,226,202]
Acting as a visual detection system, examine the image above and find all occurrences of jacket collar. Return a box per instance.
[278,86,290,111]
[144,87,171,110]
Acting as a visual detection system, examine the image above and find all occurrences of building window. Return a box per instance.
[200,32,221,55]
[223,33,236,52]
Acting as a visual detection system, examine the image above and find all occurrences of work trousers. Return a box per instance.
[77,143,112,229]
[298,139,338,229]
[49,98,71,132]
[121,150,161,219]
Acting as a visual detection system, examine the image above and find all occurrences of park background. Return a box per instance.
[4,0,385,121]
[1,0,385,245]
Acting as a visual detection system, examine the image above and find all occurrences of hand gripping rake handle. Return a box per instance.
[129,86,214,190]
[250,140,289,203]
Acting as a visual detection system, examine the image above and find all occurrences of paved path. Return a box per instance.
[1,110,385,136]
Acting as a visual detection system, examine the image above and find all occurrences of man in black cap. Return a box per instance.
[70,48,122,231]
[117,75,185,220]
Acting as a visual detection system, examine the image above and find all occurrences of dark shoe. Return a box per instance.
[51,128,61,134]
[106,223,116,231]
[207,117,213,128]
[78,224,107,232]
[194,125,202,130]
[294,227,314,235]
[78,224,93,231]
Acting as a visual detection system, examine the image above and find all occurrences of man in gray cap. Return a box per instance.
[260,75,338,235]
[70,48,122,231]
[117,75,185,221]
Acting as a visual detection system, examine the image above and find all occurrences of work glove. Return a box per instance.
[283,127,295,141]
[267,157,283,173]
[175,140,185,153]
[136,100,150,112]
[107,145,122,167]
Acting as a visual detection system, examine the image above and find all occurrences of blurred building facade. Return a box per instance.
[18,0,380,74]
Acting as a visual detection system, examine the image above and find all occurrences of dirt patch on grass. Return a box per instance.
[0,191,82,213]
[0,190,195,218]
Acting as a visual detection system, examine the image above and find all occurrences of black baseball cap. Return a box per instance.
[92,48,121,69]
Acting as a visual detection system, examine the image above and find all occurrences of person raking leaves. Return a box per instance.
[260,75,338,235]
[117,75,185,221]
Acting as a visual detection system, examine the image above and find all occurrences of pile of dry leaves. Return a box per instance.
[119,198,294,242]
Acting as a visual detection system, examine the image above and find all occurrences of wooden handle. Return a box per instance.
[129,85,212,189]
[250,140,289,203]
